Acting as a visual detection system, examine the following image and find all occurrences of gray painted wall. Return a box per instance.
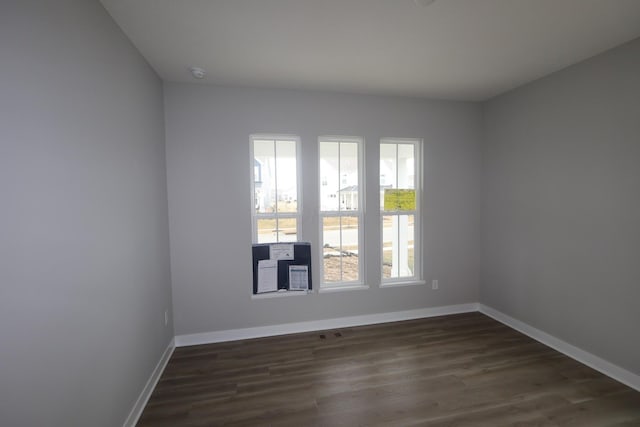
[482,38,640,375]
[0,1,173,425]
[164,84,482,336]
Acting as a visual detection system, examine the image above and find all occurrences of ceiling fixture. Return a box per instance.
[189,67,206,79]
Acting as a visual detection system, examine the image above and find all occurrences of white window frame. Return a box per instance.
[379,138,423,286]
[318,136,365,289]
[250,134,302,243]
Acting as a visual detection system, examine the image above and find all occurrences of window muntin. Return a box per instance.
[319,137,363,286]
[251,136,300,243]
[380,139,421,282]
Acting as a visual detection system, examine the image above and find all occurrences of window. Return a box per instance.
[251,135,300,243]
[380,139,421,283]
[319,137,363,286]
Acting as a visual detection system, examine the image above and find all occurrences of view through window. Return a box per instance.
[380,139,421,281]
[251,134,422,289]
[319,137,363,285]
[251,136,300,243]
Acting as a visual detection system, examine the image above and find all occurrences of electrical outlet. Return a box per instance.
[164,310,169,326]
[432,279,439,290]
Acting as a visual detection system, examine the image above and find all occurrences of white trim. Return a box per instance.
[479,304,640,392]
[174,303,478,347]
[379,280,426,288]
[123,339,175,427]
[318,284,369,293]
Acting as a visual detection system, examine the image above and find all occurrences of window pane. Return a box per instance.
[254,140,276,214]
[397,143,415,190]
[339,142,359,211]
[323,216,359,283]
[256,217,297,243]
[320,140,359,212]
[382,214,415,279]
[320,141,340,211]
[256,218,276,243]
[380,143,416,212]
[380,143,397,209]
[275,140,297,213]
[252,136,300,244]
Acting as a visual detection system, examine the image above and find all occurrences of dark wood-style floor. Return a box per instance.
[138,312,640,426]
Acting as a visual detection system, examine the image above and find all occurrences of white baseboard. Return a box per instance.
[479,304,640,392]
[123,339,176,427]
[174,303,479,347]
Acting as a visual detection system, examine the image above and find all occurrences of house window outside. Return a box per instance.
[319,137,363,286]
[251,135,300,243]
[380,139,421,282]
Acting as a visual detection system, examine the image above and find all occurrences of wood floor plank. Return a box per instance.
[137,313,640,426]
[542,391,640,427]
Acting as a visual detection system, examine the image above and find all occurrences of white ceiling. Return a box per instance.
[100,0,640,101]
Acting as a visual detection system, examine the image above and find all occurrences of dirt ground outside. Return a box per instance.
[323,254,391,282]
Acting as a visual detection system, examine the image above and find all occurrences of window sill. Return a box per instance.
[318,284,369,294]
[379,280,426,288]
[251,290,312,299]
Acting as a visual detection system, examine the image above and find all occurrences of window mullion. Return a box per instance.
[396,213,401,277]
[273,140,279,216]
[395,144,400,188]
[338,142,342,214]
[396,141,400,278]
[337,142,342,280]
[339,215,343,282]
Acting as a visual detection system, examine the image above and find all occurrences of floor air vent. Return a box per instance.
[319,331,343,340]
